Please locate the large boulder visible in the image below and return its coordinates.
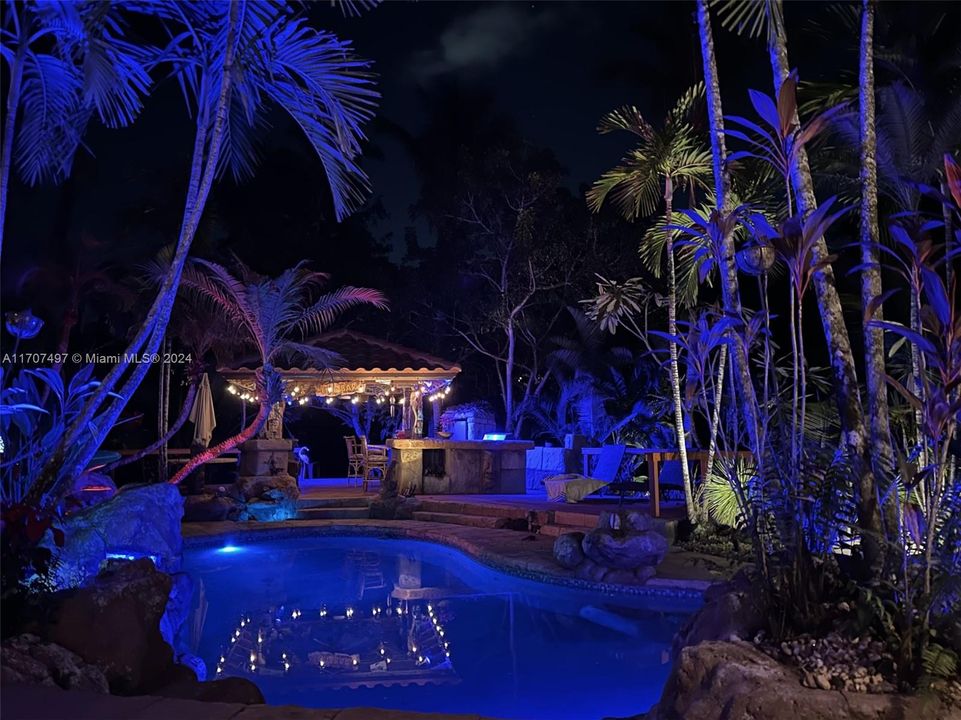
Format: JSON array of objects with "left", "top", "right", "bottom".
[
  {"left": 597, "top": 510, "right": 655, "bottom": 534},
  {"left": 553, "top": 532, "right": 586, "bottom": 569},
  {"left": 582, "top": 528, "right": 669, "bottom": 570},
  {"left": 183, "top": 493, "right": 244, "bottom": 522},
  {"left": 242, "top": 499, "right": 297, "bottom": 522},
  {"left": 236, "top": 473, "right": 299, "bottom": 503},
  {"left": 1, "top": 634, "right": 109, "bottom": 693},
  {"left": 638, "top": 640, "right": 960, "bottom": 720},
  {"left": 66, "top": 472, "right": 117, "bottom": 510},
  {"left": 672, "top": 569, "right": 766, "bottom": 657},
  {"left": 153, "top": 663, "right": 264, "bottom": 704},
  {"left": 53, "top": 483, "right": 183, "bottom": 584},
  {"left": 236, "top": 474, "right": 299, "bottom": 522},
  {"left": 42, "top": 559, "right": 174, "bottom": 694}
]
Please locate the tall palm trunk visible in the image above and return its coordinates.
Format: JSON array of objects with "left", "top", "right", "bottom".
[
  {"left": 768, "top": 1, "right": 864, "bottom": 450},
  {"left": 664, "top": 175, "right": 696, "bottom": 521},
  {"left": 767, "top": 0, "right": 881, "bottom": 561},
  {"left": 0, "top": 40, "right": 26, "bottom": 262},
  {"left": 700, "top": 343, "right": 727, "bottom": 523},
  {"left": 170, "top": 398, "right": 271, "bottom": 485},
  {"left": 696, "top": 0, "right": 763, "bottom": 457},
  {"left": 858, "top": 0, "right": 894, "bottom": 477},
  {"left": 34, "top": 2, "right": 242, "bottom": 508}
]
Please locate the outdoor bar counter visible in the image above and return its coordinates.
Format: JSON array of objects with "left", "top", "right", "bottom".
[{"left": 387, "top": 438, "right": 534, "bottom": 494}]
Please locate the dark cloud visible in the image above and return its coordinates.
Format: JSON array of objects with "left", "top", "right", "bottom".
[{"left": 412, "top": 3, "right": 561, "bottom": 81}]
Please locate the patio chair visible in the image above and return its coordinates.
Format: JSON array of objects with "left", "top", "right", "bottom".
[
  {"left": 359, "top": 435, "right": 389, "bottom": 492},
  {"left": 542, "top": 444, "right": 627, "bottom": 503},
  {"left": 344, "top": 436, "right": 364, "bottom": 484}
]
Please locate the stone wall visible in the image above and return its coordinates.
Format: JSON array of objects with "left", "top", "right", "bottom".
[{"left": 525, "top": 446, "right": 580, "bottom": 491}]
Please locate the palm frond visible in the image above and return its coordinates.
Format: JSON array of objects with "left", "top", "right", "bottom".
[
  {"left": 272, "top": 341, "right": 343, "bottom": 369},
  {"left": 259, "top": 20, "right": 378, "bottom": 220},
  {"left": 294, "top": 286, "right": 388, "bottom": 336},
  {"left": 713, "top": 0, "right": 782, "bottom": 44},
  {"left": 596, "top": 105, "right": 655, "bottom": 140},
  {"left": 641, "top": 210, "right": 712, "bottom": 306},
  {"left": 587, "top": 154, "right": 661, "bottom": 219},
  {"left": 15, "top": 51, "right": 84, "bottom": 185},
  {"left": 79, "top": 9, "right": 154, "bottom": 128},
  {"left": 667, "top": 82, "right": 705, "bottom": 128}
]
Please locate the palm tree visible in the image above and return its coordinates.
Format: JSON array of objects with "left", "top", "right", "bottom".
[
  {"left": 168, "top": 259, "right": 387, "bottom": 484},
  {"left": 857, "top": 0, "right": 895, "bottom": 479},
  {"left": 35, "top": 2, "right": 378, "bottom": 507},
  {"left": 0, "top": 1, "right": 153, "bottom": 261},
  {"left": 587, "top": 87, "right": 713, "bottom": 522},
  {"left": 717, "top": 0, "right": 880, "bottom": 557},
  {"left": 695, "top": 0, "right": 765, "bottom": 492}
]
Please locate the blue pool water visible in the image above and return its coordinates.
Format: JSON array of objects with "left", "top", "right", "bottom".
[{"left": 181, "top": 536, "right": 699, "bottom": 720}]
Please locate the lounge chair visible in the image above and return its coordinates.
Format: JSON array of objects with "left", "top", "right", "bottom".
[{"left": 542, "top": 444, "right": 627, "bottom": 503}]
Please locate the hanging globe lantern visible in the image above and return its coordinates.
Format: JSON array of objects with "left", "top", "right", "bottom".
[
  {"left": 735, "top": 243, "right": 776, "bottom": 276},
  {"left": 4, "top": 309, "right": 44, "bottom": 340}
]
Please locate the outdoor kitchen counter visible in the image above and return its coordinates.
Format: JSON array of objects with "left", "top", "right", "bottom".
[{"left": 387, "top": 438, "right": 534, "bottom": 494}]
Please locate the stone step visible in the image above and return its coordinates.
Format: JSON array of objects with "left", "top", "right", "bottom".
[
  {"left": 297, "top": 496, "right": 370, "bottom": 509},
  {"left": 412, "top": 511, "right": 509, "bottom": 529},
  {"left": 551, "top": 510, "right": 599, "bottom": 529},
  {"left": 539, "top": 524, "right": 580, "bottom": 538},
  {"left": 295, "top": 507, "right": 370, "bottom": 520},
  {"left": 416, "top": 499, "right": 529, "bottom": 520}
]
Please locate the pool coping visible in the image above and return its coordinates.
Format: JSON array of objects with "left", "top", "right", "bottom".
[{"left": 182, "top": 519, "right": 711, "bottom": 601}]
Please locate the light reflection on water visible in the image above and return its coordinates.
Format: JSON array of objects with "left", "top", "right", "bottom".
[{"left": 182, "top": 536, "right": 699, "bottom": 720}]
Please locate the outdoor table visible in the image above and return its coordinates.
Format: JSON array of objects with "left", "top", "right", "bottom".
[{"left": 581, "top": 447, "right": 754, "bottom": 518}]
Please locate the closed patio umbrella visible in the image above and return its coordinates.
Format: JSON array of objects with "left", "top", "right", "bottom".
[{"left": 189, "top": 373, "right": 217, "bottom": 448}]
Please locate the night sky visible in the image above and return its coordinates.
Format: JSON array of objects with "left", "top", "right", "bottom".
[
  {"left": 4, "top": 1, "right": 957, "bottom": 276},
  {"left": 0, "top": 1, "right": 775, "bottom": 274}
]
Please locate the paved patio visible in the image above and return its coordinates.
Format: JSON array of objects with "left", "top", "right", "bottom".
[{"left": 298, "top": 479, "right": 688, "bottom": 520}]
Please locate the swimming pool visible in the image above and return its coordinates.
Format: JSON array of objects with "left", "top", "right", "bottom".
[{"left": 181, "top": 535, "right": 699, "bottom": 720}]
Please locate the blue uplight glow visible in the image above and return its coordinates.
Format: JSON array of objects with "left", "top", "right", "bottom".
[{"left": 216, "top": 544, "right": 243, "bottom": 554}]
